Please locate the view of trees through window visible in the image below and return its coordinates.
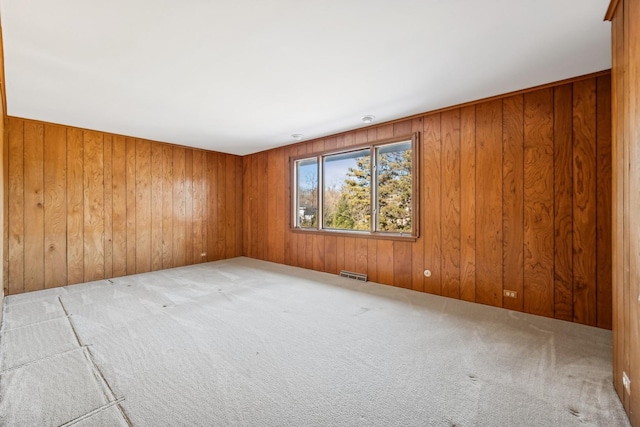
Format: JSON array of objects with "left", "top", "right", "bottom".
[
  {"left": 323, "top": 149, "right": 371, "bottom": 230},
  {"left": 295, "top": 139, "right": 413, "bottom": 234},
  {"left": 296, "top": 158, "right": 318, "bottom": 227}
]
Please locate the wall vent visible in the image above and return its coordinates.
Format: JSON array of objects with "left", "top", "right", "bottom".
[{"left": 340, "top": 270, "right": 368, "bottom": 282}]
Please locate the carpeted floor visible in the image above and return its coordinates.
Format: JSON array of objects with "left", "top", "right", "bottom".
[{"left": 0, "top": 257, "right": 631, "bottom": 426}]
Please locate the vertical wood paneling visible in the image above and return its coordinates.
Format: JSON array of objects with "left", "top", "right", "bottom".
[
  {"left": 422, "top": 114, "right": 442, "bottom": 295},
  {"left": 596, "top": 74, "right": 613, "bottom": 330},
  {"left": 355, "top": 238, "right": 368, "bottom": 274},
  {"left": 242, "top": 155, "right": 251, "bottom": 258},
  {"left": 273, "top": 149, "right": 286, "bottom": 263},
  {"left": 112, "top": 136, "right": 127, "bottom": 277},
  {"left": 103, "top": 135, "right": 113, "bottom": 279},
  {"left": 523, "top": 89, "right": 554, "bottom": 318},
  {"left": 611, "top": 1, "right": 624, "bottom": 399},
  {"left": 216, "top": 153, "right": 226, "bottom": 260},
  {"left": 192, "top": 150, "right": 203, "bottom": 263},
  {"left": 173, "top": 148, "right": 186, "bottom": 266},
  {"left": 184, "top": 150, "right": 194, "bottom": 264},
  {"left": 573, "top": 79, "right": 598, "bottom": 326},
  {"left": 553, "top": 84, "right": 574, "bottom": 322},
  {"left": 266, "top": 150, "right": 277, "bottom": 262},
  {"left": 475, "top": 100, "right": 503, "bottom": 307},
  {"left": 459, "top": 106, "right": 476, "bottom": 303},
  {"left": 43, "top": 125, "right": 67, "bottom": 288},
  {"left": 441, "top": 109, "right": 461, "bottom": 299},
  {"left": 135, "top": 139, "right": 151, "bottom": 274},
  {"left": 502, "top": 95, "right": 524, "bottom": 311},
  {"left": 162, "top": 145, "right": 174, "bottom": 269},
  {"left": 343, "top": 237, "right": 355, "bottom": 273},
  {"left": 23, "top": 122, "right": 44, "bottom": 291},
  {"left": 240, "top": 73, "right": 611, "bottom": 333},
  {"left": 314, "top": 235, "right": 325, "bottom": 272},
  {"left": 125, "top": 138, "right": 136, "bottom": 275},
  {"left": 83, "top": 131, "right": 104, "bottom": 282},
  {"left": 376, "top": 240, "right": 393, "bottom": 284},
  {"left": 325, "top": 236, "right": 337, "bottom": 274},
  {"left": 235, "top": 157, "right": 243, "bottom": 256},
  {"left": 8, "top": 119, "right": 24, "bottom": 294},
  {"left": 393, "top": 241, "right": 412, "bottom": 289},
  {"left": 6, "top": 118, "right": 243, "bottom": 295},
  {"left": 209, "top": 152, "right": 219, "bottom": 261},
  {"left": 151, "top": 143, "right": 163, "bottom": 271},
  {"left": 627, "top": 0, "right": 640, "bottom": 422},
  {"left": 411, "top": 118, "right": 425, "bottom": 292},
  {"left": 225, "top": 155, "right": 237, "bottom": 260}
]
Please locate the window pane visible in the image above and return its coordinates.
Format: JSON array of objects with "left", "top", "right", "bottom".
[
  {"left": 376, "top": 141, "right": 412, "bottom": 232},
  {"left": 296, "top": 158, "right": 318, "bottom": 228},
  {"left": 323, "top": 149, "right": 371, "bottom": 231}
]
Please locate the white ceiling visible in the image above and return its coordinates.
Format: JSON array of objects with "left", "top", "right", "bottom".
[{"left": 1, "top": 0, "right": 611, "bottom": 156}]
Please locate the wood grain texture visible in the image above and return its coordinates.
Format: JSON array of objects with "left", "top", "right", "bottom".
[
  {"left": 207, "top": 152, "right": 219, "bottom": 261},
  {"left": 8, "top": 118, "right": 24, "bottom": 294},
  {"left": 411, "top": 118, "right": 425, "bottom": 292},
  {"left": 475, "top": 99, "right": 503, "bottom": 307},
  {"left": 523, "top": 89, "right": 554, "bottom": 318},
  {"left": 224, "top": 155, "right": 236, "bottom": 260},
  {"left": 596, "top": 74, "right": 613, "bottom": 330},
  {"left": 125, "top": 138, "right": 136, "bottom": 275},
  {"left": 459, "top": 106, "right": 476, "bottom": 302},
  {"left": 216, "top": 153, "right": 227, "bottom": 260},
  {"left": 103, "top": 135, "right": 113, "bottom": 279},
  {"left": 610, "top": 0, "right": 624, "bottom": 401},
  {"left": 422, "top": 114, "right": 442, "bottom": 295},
  {"left": 553, "top": 84, "right": 574, "bottom": 322},
  {"left": 624, "top": 0, "right": 640, "bottom": 423},
  {"left": 573, "top": 79, "right": 598, "bottom": 326},
  {"left": 502, "top": 96, "right": 524, "bottom": 312},
  {"left": 135, "top": 139, "right": 151, "bottom": 274},
  {"left": 185, "top": 150, "right": 194, "bottom": 264},
  {"left": 23, "top": 121, "right": 45, "bottom": 291},
  {"left": 239, "top": 74, "right": 611, "bottom": 331},
  {"left": 377, "top": 240, "right": 393, "bottom": 284},
  {"left": 173, "top": 148, "right": 186, "bottom": 267},
  {"left": 67, "top": 128, "right": 84, "bottom": 284},
  {"left": 393, "top": 241, "right": 412, "bottom": 289},
  {"left": 83, "top": 131, "right": 105, "bottom": 282},
  {"left": 623, "top": 0, "right": 632, "bottom": 412},
  {"left": 5, "top": 117, "right": 243, "bottom": 294},
  {"left": 111, "top": 136, "right": 127, "bottom": 277},
  {"left": 192, "top": 150, "right": 203, "bottom": 263},
  {"left": 43, "top": 125, "right": 67, "bottom": 288},
  {"left": 162, "top": 145, "right": 174, "bottom": 268},
  {"left": 441, "top": 109, "right": 461, "bottom": 299},
  {"left": 151, "top": 143, "right": 163, "bottom": 271}
]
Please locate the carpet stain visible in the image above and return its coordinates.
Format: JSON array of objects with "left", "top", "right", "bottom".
[{"left": 569, "top": 407, "right": 581, "bottom": 418}]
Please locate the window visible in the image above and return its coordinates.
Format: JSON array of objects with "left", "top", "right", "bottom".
[{"left": 292, "top": 134, "right": 418, "bottom": 238}]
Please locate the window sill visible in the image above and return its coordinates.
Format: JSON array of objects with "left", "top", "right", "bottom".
[{"left": 290, "top": 227, "right": 418, "bottom": 242}]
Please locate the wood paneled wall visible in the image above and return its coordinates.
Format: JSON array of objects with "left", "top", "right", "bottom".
[
  {"left": 4, "top": 117, "right": 242, "bottom": 295},
  {"left": 243, "top": 72, "right": 613, "bottom": 329},
  {"left": 608, "top": 0, "right": 640, "bottom": 423},
  {"left": 0, "top": 24, "right": 6, "bottom": 323}
]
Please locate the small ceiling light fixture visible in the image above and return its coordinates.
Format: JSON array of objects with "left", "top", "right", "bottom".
[
  {"left": 291, "top": 134, "right": 304, "bottom": 141},
  {"left": 361, "top": 115, "right": 375, "bottom": 124}
]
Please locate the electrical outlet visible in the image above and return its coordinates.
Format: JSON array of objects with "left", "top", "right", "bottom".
[
  {"left": 623, "top": 371, "right": 631, "bottom": 395},
  {"left": 503, "top": 290, "right": 517, "bottom": 299},
  {"left": 201, "top": 252, "right": 207, "bottom": 257}
]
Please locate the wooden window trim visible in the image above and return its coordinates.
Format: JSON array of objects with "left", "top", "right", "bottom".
[{"left": 289, "top": 133, "right": 420, "bottom": 241}]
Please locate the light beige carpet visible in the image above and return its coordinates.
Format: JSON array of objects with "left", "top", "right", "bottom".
[{"left": 0, "top": 257, "right": 630, "bottom": 426}]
